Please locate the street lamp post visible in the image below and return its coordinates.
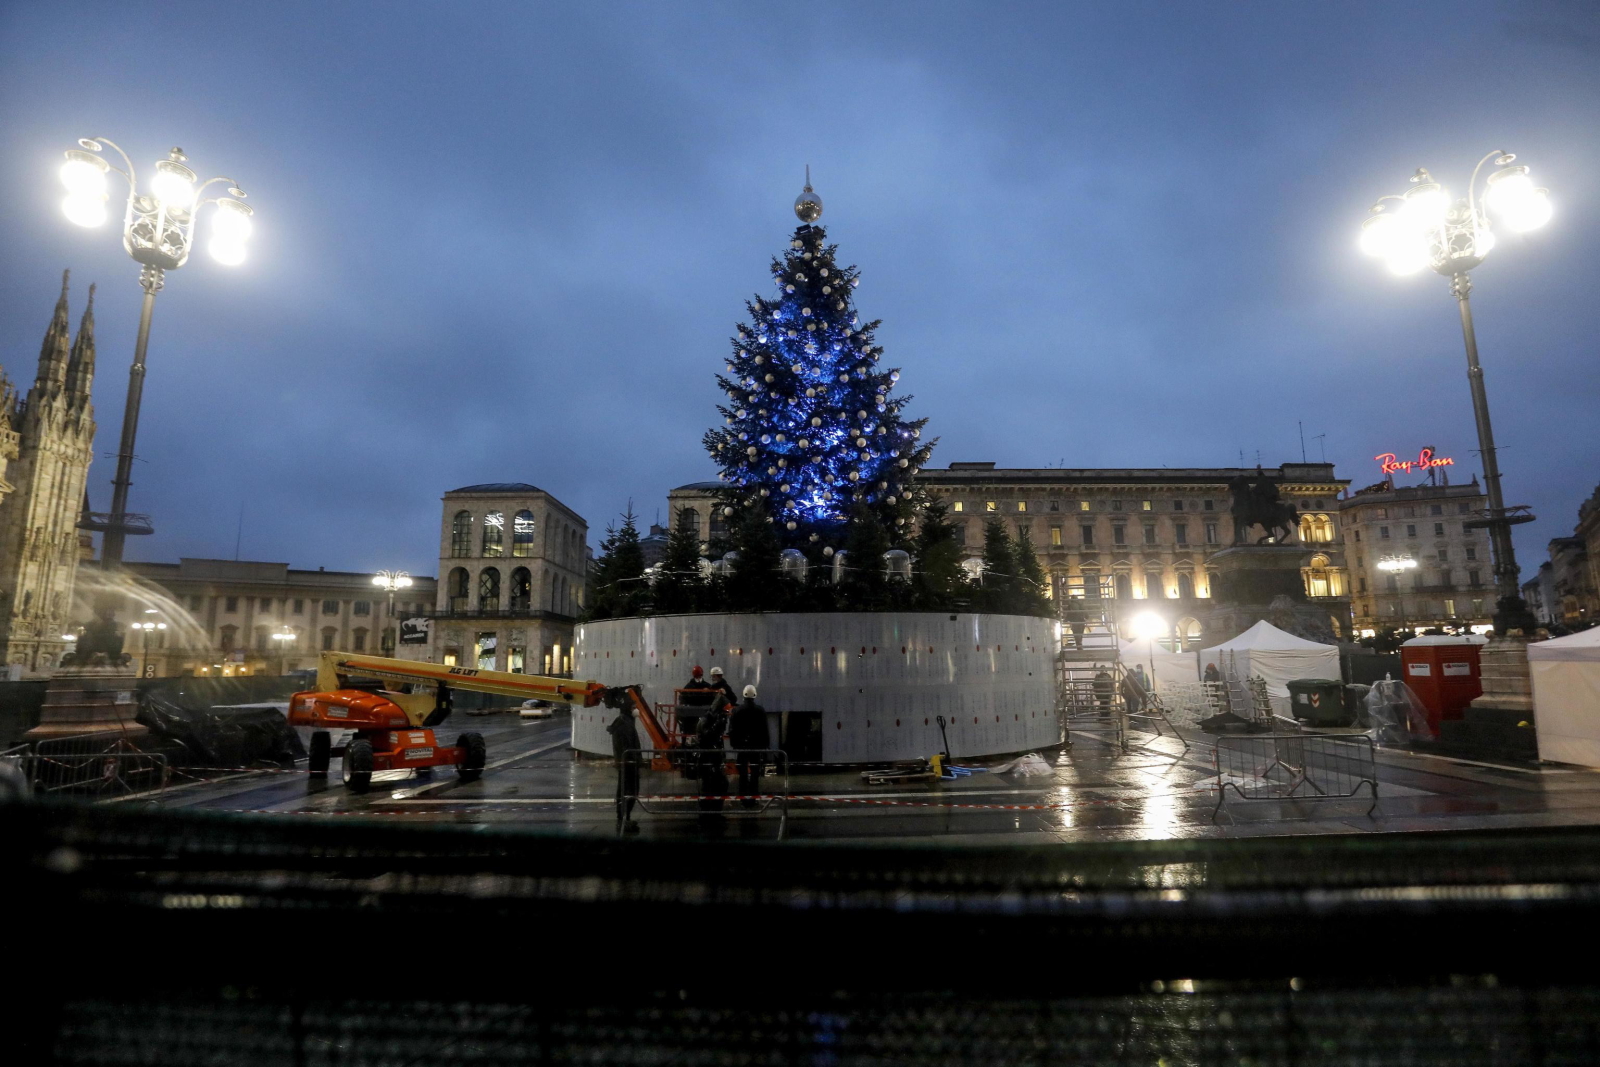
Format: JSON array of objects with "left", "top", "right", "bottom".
[
  {"left": 129, "top": 611, "right": 168, "bottom": 678},
  {"left": 1359, "top": 151, "right": 1549, "bottom": 635},
  {"left": 272, "top": 626, "right": 297, "bottom": 676},
  {"left": 1377, "top": 555, "right": 1419, "bottom": 636},
  {"left": 58, "top": 138, "right": 255, "bottom": 566},
  {"left": 372, "top": 571, "right": 414, "bottom": 656}
]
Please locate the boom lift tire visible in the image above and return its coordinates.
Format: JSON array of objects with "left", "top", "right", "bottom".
[
  {"left": 307, "top": 731, "right": 331, "bottom": 776},
  {"left": 342, "top": 738, "right": 374, "bottom": 793},
  {"left": 456, "top": 732, "right": 487, "bottom": 781}
]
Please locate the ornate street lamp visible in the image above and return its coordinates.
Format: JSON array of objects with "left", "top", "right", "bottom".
[
  {"left": 272, "top": 626, "right": 297, "bottom": 675},
  {"left": 1358, "top": 151, "right": 1549, "bottom": 635},
  {"left": 59, "top": 138, "right": 255, "bottom": 566},
  {"left": 129, "top": 610, "right": 168, "bottom": 677},
  {"left": 372, "top": 571, "right": 414, "bottom": 655}
]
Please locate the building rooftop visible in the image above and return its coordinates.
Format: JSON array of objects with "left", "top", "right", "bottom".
[
  {"left": 671, "top": 481, "right": 723, "bottom": 492},
  {"left": 922, "top": 462, "right": 1345, "bottom": 486},
  {"left": 447, "top": 482, "right": 544, "bottom": 495}
]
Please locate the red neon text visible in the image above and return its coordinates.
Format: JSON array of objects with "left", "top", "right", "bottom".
[{"left": 1376, "top": 448, "right": 1455, "bottom": 476}]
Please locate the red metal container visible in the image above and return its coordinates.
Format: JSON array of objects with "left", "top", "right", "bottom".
[{"left": 1400, "top": 635, "right": 1487, "bottom": 738}]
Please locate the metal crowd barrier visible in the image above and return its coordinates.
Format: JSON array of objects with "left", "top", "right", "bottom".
[
  {"left": 621, "top": 747, "right": 789, "bottom": 835},
  {"left": 1211, "top": 731, "right": 1378, "bottom": 821},
  {"left": 18, "top": 730, "right": 170, "bottom": 797}
]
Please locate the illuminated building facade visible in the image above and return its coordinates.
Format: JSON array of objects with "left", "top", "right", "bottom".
[
  {"left": 424, "top": 483, "right": 587, "bottom": 676},
  {"left": 669, "top": 461, "right": 1349, "bottom": 649},
  {"left": 73, "top": 558, "right": 436, "bottom": 678},
  {"left": 1339, "top": 478, "right": 1494, "bottom": 636}
]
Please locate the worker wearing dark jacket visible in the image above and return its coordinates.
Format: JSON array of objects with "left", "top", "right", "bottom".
[
  {"left": 729, "top": 685, "right": 770, "bottom": 807},
  {"left": 707, "top": 666, "right": 738, "bottom": 711},
  {"left": 608, "top": 706, "right": 642, "bottom": 835},
  {"left": 678, "top": 665, "right": 716, "bottom": 739},
  {"left": 695, "top": 702, "right": 729, "bottom": 815}
]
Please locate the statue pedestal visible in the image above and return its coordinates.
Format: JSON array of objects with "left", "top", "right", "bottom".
[
  {"left": 25, "top": 667, "right": 145, "bottom": 743},
  {"left": 1202, "top": 545, "right": 1348, "bottom": 646},
  {"left": 1470, "top": 634, "right": 1535, "bottom": 716}
]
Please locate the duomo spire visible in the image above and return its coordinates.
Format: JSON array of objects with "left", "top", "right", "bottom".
[
  {"left": 34, "top": 270, "right": 72, "bottom": 391},
  {"left": 65, "top": 282, "right": 96, "bottom": 405}
]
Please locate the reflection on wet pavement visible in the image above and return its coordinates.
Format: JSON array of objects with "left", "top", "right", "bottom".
[{"left": 136, "top": 711, "right": 1600, "bottom": 845}]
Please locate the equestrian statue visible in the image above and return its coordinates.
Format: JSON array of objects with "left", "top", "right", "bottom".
[{"left": 1228, "top": 473, "right": 1298, "bottom": 545}]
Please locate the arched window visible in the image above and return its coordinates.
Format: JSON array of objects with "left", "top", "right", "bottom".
[
  {"left": 352, "top": 628, "right": 368, "bottom": 652},
  {"left": 219, "top": 625, "right": 238, "bottom": 653},
  {"left": 479, "top": 567, "right": 501, "bottom": 612},
  {"left": 1144, "top": 570, "right": 1165, "bottom": 598},
  {"left": 1114, "top": 574, "right": 1132, "bottom": 600},
  {"left": 510, "top": 567, "right": 532, "bottom": 612},
  {"left": 1178, "top": 573, "right": 1194, "bottom": 599},
  {"left": 448, "top": 567, "right": 469, "bottom": 612},
  {"left": 512, "top": 510, "right": 535, "bottom": 556},
  {"left": 482, "top": 511, "right": 504, "bottom": 557},
  {"left": 1306, "top": 553, "right": 1332, "bottom": 598},
  {"left": 321, "top": 627, "right": 338, "bottom": 651},
  {"left": 677, "top": 507, "right": 699, "bottom": 535},
  {"left": 451, "top": 511, "right": 473, "bottom": 557}
]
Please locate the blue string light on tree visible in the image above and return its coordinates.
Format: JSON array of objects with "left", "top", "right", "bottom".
[{"left": 701, "top": 171, "right": 935, "bottom": 551}]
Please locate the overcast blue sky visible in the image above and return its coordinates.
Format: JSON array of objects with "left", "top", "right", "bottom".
[{"left": 1, "top": 1, "right": 1596, "bottom": 580}]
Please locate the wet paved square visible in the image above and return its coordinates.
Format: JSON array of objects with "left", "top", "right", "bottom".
[{"left": 133, "top": 709, "right": 1600, "bottom": 844}]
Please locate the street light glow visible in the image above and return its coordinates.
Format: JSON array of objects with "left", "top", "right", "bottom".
[
  {"left": 61, "top": 193, "right": 108, "bottom": 228},
  {"left": 1132, "top": 611, "right": 1166, "bottom": 641},
  {"left": 1377, "top": 555, "right": 1418, "bottom": 572}
]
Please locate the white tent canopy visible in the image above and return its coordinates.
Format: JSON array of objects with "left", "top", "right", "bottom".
[
  {"left": 1529, "top": 627, "right": 1600, "bottom": 767},
  {"left": 1200, "top": 621, "right": 1341, "bottom": 700},
  {"left": 1117, "top": 637, "right": 1199, "bottom": 694}
]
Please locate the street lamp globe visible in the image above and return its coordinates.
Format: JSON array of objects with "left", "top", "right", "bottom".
[{"left": 150, "top": 157, "right": 197, "bottom": 208}]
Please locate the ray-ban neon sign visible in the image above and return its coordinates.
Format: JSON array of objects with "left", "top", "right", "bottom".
[{"left": 1376, "top": 447, "right": 1454, "bottom": 476}]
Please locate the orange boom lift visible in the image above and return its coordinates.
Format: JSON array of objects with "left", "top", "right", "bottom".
[{"left": 289, "top": 651, "right": 671, "bottom": 792}]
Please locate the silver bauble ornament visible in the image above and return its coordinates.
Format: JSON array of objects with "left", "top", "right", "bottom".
[
  {"left": 794, "top": 179, "right": 823, "bottom": 222},
  {"left": 809, "top": 533, "right": 819, "bottom": 542},
  {"left": 786, "top": 521, "right": 797, "bottom": 530},
  {"left": 723, "top": 507, "right": 734, "bottom": 517},
  {"left": 823, "top": 546, "right": 834, "bottom": 557}
]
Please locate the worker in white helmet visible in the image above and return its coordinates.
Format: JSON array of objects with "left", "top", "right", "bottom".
[
  {"left": 729, "top": 683, "right": 770, "bottom": 807},
  {"left": 707, "top": 666, "right": 737, "bottom": 711}
]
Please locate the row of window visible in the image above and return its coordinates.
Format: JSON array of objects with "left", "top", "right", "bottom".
[
  {"left": 444, "top": 566, "right": 577, "bottom": 615},
  {"left": 201, "top": 595, "right": 426, "bottom": 617},
  {"left": 1052, "top": 572, "right": 1203, "bottom": 599},
  {"left": 952, "top": 497, "right": 1222, "bottom": 515},
  {"left": 451, "top": 509, "right": 538, "bottom": 558},
  {"left": 215, "top": 624, "right": 385, "bottom": 655},
  {"left": 1361, "top": 502, "right": 1474, "bottom": 520},
  {"left": 960, "top": 520, "right": 1225, "bottom": 548},
  {"left": 1355, "top": 571, "right": 1486, "bottom": 594},
  {"left": 1353, "top": 522, "right": 1477, "bottom": 542}
]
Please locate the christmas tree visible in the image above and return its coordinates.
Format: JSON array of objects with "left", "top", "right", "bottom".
[{"left": 701, "top": 177, "right": 935, "bottom": 558}]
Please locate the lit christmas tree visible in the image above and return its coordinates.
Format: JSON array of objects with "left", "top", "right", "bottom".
[{"left": 702, "top": 175, "right": 935, "bottom": 556}]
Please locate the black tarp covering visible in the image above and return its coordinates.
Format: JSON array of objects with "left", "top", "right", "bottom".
[{"left": 134, "top": 675, "right": 309, "bottom": 768}]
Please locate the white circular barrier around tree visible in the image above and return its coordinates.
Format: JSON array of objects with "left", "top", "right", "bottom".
[{"left": 571, "top": 612, "right": 1060, "bottom": 763}]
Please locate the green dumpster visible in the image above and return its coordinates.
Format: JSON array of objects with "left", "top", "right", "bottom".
[{"left": 1286, "top": 678, "right": 1350, "bottom": 727}]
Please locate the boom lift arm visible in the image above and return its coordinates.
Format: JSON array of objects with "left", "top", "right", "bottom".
[{"left": 288, "top": 652, "right": 673, "bottom": 792}]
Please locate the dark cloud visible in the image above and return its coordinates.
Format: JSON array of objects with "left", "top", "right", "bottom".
[{"left": 0, "top": 0, "right": 1595, "bottom": 577}]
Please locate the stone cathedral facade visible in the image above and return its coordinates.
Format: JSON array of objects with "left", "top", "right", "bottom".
[{"left": 0, "top": 272, "right": 97, "bottom": 675}]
